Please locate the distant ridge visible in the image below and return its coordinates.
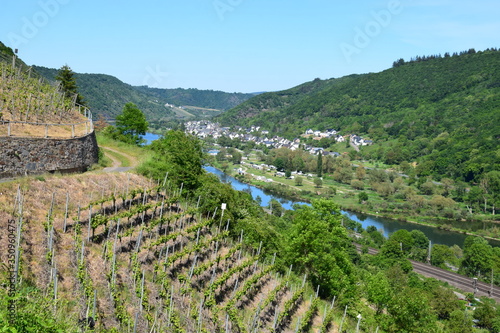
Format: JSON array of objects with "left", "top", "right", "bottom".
[{"left": 33, "top": 66, "right": 255, "bottom": 121}]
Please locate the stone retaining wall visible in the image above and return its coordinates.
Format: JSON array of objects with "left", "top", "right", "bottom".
[{"left": 0, "top": 132, "right": 99, "bottom": 178}]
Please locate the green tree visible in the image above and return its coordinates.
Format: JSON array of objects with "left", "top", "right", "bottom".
[
  {"left": 366, "top": 271, "right": 392, "bottom": 314},
  {"left": 285, "top": 199, "right": 355, "bottom": 298},
  {"left": 431, "top": 244, "right": 453, "bottom": 268},
  {"left": 429, "top": 195, "right": 455, "bottom": 211},
  {"left": 388, "top": 229, "right": 414, "bottom": 254},
  {"left": 314, "top": 177, "right": 323, "bottom": 188},
  {"left": 216, "top": 148, "right": 227, "bottom": 162},
  {"left": 410, "top": 230, "right": 429, "bottom": 261},
  {"left": 410, "top": 230, "right": 429, "bottom": 250},
  {"left": 387, "top": 287, "right": 437, "bottom": 332},
  {"left": 230, "top": 149, "right": 242, "bottom": 164},
  {"left": 373, "top": 182, "right": 395, "bottom": 197},
  {"left": 367, "top": 226, "right": 385, "bottom": 247},
  {"left": 333, "top": 167, "right": 353, "bottom": 184},
  {"left": 269, "top": 199, "right": 284, "bottom": 217},
  {"left": 323, "top": 155, "right": 335, "bottom": 174},
  {"left": 430, "top": 287, "right": 461, "bottom": 320},
  {"left": 380, "top": 239, "right": 404, "bottom": 260},
  {"left": 369, "top": 169, "right": 389, "bottom": 183},
  {"left": 355, "top": 165, "right": 366, "bottom": 180},
  {"left": 481, "top": 171, "right": 500, "bottom": 214},
  {"left": 351, "top": 179, "right": 364, "bottom": 190},
  {"left": 420, "top": 180, "right": 437, "bottom": 195},
  {"left": 445, "top": 309, "right": 473, "bottom": 333},
  {"left": 440, "top": 177, "right": 455, "bottom": 197},
  {"left": 139, "top": 130, "right": 204, "bottom": 191},
  {"left": 274, "top": 157, "right": 286, "bottom": 171},
  {"left": 460, "top": 236, "right": 494, "bottom": 277},
  {"left": 294, "top": 176, "right": 303, "bottom": 186},
  {"left": 116, "top": 102, "right": 148, "bottom": 145},
  {"left": 317, "top": 151, "right": 323, "bottom": 177},
  {"left": 465, "top": 186, "right": 483, "bottom": 213},
  {"left": 473, "top": 301, "right": 496, "bottom": 331},
  {"left": 292, "top": 155, "right": 305, "bottom": 172},
  {"left": 358, "top": 192, "right": 368, "bottom": 203},
  {"left": 399, "top": 161, "right": 412, "bottom": 174},
  {"left": 56, "top": 64, "right": 85, "bottom": 105}
]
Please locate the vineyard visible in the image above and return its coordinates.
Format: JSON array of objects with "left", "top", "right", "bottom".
[
  {"left": 0, "top": 56, "right": 91, "bottom": 138},
  {"left": 0, "top": 172, "right": 360, "bottom": 333}
]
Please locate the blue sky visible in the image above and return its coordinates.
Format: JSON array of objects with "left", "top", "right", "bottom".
[{"left": 1, "top": 0, "right": 499, "bottom": 93}]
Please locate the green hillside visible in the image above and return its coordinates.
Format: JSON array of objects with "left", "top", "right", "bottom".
[
  {"left": 216, "top": 49, "right": 500, "bottom": 183},
  {"left": 134, "top": 86, "right": 256, "bottom": 112},
  {"left": 0, "top": 42, "right": 31, "bottom": 71},
  {"left": 33, "top": 66, "right": 175, "bottom": 121},
  {"left": 33, "top": 66, "right": 255, "bottom": 122},
  {"left": 0, "top": 42, "right": 88, "bottom": 138}
]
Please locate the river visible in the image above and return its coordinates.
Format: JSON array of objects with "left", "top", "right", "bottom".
[
  {"left": 139, "top": 134, "right": 498, "bottom": 248},
  {"left": 205, "top": 166, "right": 500, "bottom": 248},
  {"left": 141, "top": 132, "right": 161, "bottom": 145}
]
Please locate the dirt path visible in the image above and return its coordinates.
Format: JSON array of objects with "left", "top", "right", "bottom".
[{"left": 100, "top": 146, "right": 138, "bottom": 173}]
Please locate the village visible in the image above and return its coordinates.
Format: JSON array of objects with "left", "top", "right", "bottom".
[{"left": 185, "top": 120, "right": 374, "bottom": 157}]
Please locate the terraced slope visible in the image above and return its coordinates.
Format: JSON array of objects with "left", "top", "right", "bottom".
[
  {"left": 0, "top": 173, "right": 346, "bottom": 332},
  {"left": 0, "top": 58, "right": 89, "bottom": 138}
]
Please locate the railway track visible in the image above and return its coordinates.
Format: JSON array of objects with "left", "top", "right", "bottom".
[{"left": 355, "top": 244, "right": 500, "bottom": 302}]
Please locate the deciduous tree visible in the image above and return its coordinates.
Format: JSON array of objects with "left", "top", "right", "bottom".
[
  {"left": 473, "top": 301, "right": 496, "bottom": 331},
  {"left": 314, "top": 177, "right": 323, "bottom": 188},
  {"left": 351, "top": 179, "right": 364, "bottom": 190},
  {"left": 285, "top": 199, "right": 355, "bottom": 298},
  {"left": 358, "top": 192, "right": 368, "bottom": 203},
  {"left": 355, "top": 165, "right": 366, "bottom": 180},
  {"left": 445, "top": 309, "right": 473, "bottom": 333},
  {"left": 460, "top": 236, "right": 494, "bottom": 277},
  {"left": 431, "top": 244, "right": 453, "bottom": 268},
  {"left": 387, "top": 287, "right": 437, "bottom": 332},
  {"left": 139, "top": 130, "right": 204, "bottom": 191},
  {"left": 115, "top": 102, "right": 148, "bottom": 145},
  {"left": 366, "top": 271, "right": 392, "bottom": 314}
]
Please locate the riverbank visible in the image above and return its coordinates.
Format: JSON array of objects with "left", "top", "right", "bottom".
[
  {"left": 347, "top": 206, "right": 500, "bottom": 245},
  {"left": 209, "top": 161, "right": 500, "bottom": 244}
]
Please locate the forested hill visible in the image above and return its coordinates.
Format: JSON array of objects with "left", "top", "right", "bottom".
[
  {"left": 33, "top": 66, "right": 173, "bottom": 121},
  {"left": 133, "top": 86, "right": 255, "bottom": 112},
  {"left": 212, "top": 77, "right": 349, "bottom": 120},
  {"left": 32, "top": 65, "right": 255, "bottom": 121},
  {"left": 2, "top": 40, "right": 254, "bottom": 121},
  {"left": 216, "top": 48, "right": 500, "bottom": 183}
]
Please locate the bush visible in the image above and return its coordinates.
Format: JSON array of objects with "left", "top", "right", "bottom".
[
  {"left": 358, "top": 192, "right": 369, "bottom": 203},
  {"left": 351, "top": 179, "right": 364, "bottom": 190}
]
